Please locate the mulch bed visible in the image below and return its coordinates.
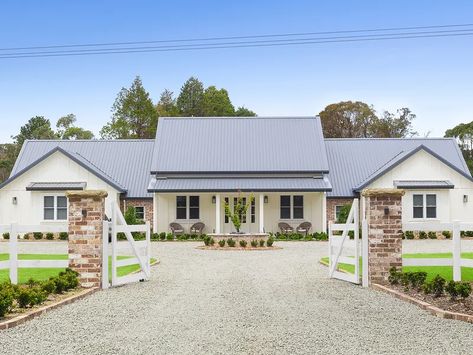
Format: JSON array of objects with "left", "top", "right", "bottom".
[{"left": 196, "top": 246, "right": 282, "bottom": 251}]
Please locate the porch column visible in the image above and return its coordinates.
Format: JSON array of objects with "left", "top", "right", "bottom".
[
  {"left": 259, "top": 194, "right": 264, "bottom": 233},
  {"left": 215, "top": 194, "right": 221, "bottom": 233},
  {"left": 322, "top": 192, "right": 327, "bottom": 232}
]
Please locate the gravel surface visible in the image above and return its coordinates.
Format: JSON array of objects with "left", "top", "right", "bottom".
[{"left": 1, "top": 241, "right": 473, "bottom": 354}]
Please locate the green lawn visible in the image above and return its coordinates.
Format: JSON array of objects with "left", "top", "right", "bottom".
[
  {"left": 321, "top": 253, "right": 473, "bottom": 282},
  {"left": 0, "top": 253, "right": 156, "bottom": 284}
]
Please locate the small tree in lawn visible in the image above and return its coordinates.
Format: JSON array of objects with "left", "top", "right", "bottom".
[{"left": 224, "top": 193, "right": 254, "bottom": 233}]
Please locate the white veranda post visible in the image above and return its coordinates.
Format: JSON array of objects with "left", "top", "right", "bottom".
[
  {"left": 215, "top": 194, "right": 221, "bottom": 233},
  {"left": 259, "top": 194, "right": 264, "bottom": 233}
]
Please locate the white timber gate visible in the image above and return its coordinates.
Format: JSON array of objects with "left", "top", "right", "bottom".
[
  {"left": 328, "top": 198, "right": 368, "bottom": 286},
  {"left": 102, "top": 203, "right": 151, "bottom": 288}
]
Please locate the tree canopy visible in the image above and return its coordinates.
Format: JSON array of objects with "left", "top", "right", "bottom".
[
  {"left": 319, "top": 101, "right": 417, "bottom": 138},
  {"left": 56, "top": 114, "right": 94, "bottom": 140},
  {"left": 445, "top": 121, "right": 473, "bottom": 174},
  {"left": 13, "top": 116, "right": 56, "bottom": 147}
]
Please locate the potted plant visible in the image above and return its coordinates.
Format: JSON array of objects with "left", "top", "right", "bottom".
[{"left": 224, "top": 193, "right": 254, "bottom": 234}]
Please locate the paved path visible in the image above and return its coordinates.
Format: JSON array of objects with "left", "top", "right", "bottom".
[{"left": 1, "top": 242, "right": 473, "bottom": 354}]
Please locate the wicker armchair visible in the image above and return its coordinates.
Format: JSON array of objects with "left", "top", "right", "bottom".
[
  {"left": 170, "top": 222, "right": 185, "bottom": 236},
  {"left": 190, "top": 222, "right": 205, "bottom": 235},
  {"left": 278, "top": 222, "right": 294, "bottom": 234},
  {"left": 296, "top": 222, "right": 312, "bottom": 236}
]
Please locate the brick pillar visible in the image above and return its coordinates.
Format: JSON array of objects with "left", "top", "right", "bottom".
[
  {"left": 362, "top": 188, "right": 404, "bottom": 285},
  {"left": 66, "top": 190, "right": 108, "bottom": 288}
]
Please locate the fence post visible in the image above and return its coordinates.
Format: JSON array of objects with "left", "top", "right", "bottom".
[
  {"left": 452, "top": 220, "right": 461, "bottom": 281},
  {"left": 353, "top": 199, "right": 360, "bottom": 283},
  {"left": 9, "top": 223, "right": 18, "bottom": 285},
  {"left": 102, "top": 220, "right": 109, "bottom": 289},
  {"left": 362, "top": 219, "right": 369, "bottom": 288},
  {"left": 328, "top": 221, "right": 333, "bottom": 272},
  {"left": 111, "top": 203, "right": 117, "bottom": 286},
  {"left": 146, "top": 221, "right": 151, "bottom": 277}
]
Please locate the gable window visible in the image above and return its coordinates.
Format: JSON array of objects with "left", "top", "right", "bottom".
[
  {"left": 135, "top": 206, "right": 145, "bottom": 220},
  {"left": 44, "top": 196, "right": 67, "bottom": 221},
  {"left": 413, "top": 194, "right": 437, "bottom": 219},
  {"left": 280, "top": 195, "right": 304, "bottom": 219},
  {"left": 176, "top": 196, "right": 200, "bottom": 220}
]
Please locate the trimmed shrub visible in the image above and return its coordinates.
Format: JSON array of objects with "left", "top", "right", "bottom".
[
  {"left": 388, "top": 267, "right": 402, "bottom": 285},
  {"left": 418, "top": 231, "right": 427, "bottom": 239},
  {"left": 423, "top": 275, "right": 446, "bottom": 297},
  {"left": 427, "top": 231, "right": 437, "bottom": 239},
  {"left": 23, "top": 233, "right": 30, "bottom": 240},
  {"left": 461, "top": 231, "right": 473, "bottom": 238},
  {"left": 33, "top": 232, "right": 43, "bottom": 240},
  {"left": 46, "top": 233, "right": 54, "bottom": 240},
  {"left": 442, "top": 231, "right": 451, "bottom": 239},
  {"left": 239, "top": 240, "right": 247, "bottom": 248},
  {"left": 227, "top": 238, "right": 236, "bottom": 247},
  {"left": 203, "top": 236, "right": 211, "bottom": 246},
  {"left": 259, "top": 239, "right": 265, "bottom": 247},
  {"left": 457, "top": 282, "right": 472, "bottom": 299},
  {"left": 404, "top": 231, "right": 413, "bottom": 239},
  {"left": 166, "top": 233, "right": 174, "bottom": 241},
  {"left": 250, "top": 239, "right": 258, "bottom": 247},
  {"left": 41, "top": 279, "right": 56, "bottom": 294},
  {"left": 317, "top": 232, "right": 328, "bottom": 241},
  {"left": 305, "top": 234, "right": 313, "bottom": 241},
  {"left": 151, "top": 233, "right": 160, "bottom": 241},
  {"left": 267, "top": 237, "right": 274, "bottom": 247},
  {"left": 218, "top": 239, "right": 226, "bottom": 247},
  {"left": 209, "top": 237, "right": 215, "bottom": 246},
  {"left": 2, "top": 232, "right": 9, "bottom": 240},
  {"left": 159, "top": 232, "right": 166, "bottom": 240},
  {"left": 59, "top": 232, "right": 68, "bottom": 240},
  {"left": 0, "top": 283, "right": 14, "bottom": 317}
]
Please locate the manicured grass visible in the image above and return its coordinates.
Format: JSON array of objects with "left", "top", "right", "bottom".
[
  {"left": 0, "top": 253, "right": 156, "bottom": 284},
  {"left": 321, "top": 253, "right": 473, "bottom": 282}
]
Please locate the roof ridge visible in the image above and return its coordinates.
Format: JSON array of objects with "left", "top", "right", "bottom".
[
  {"left": 24, "top": 139, "right": 155, "bottom": 142},
  {"left": 324, "top": 137, "right": 451, "bottom": 141},
  {"left": 160, "top": 116, "right": 317, "bottom": 120}
]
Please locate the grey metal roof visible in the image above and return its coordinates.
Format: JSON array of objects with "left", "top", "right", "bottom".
[
  {"left": 148, "top": 176, "right": 332, "bottom": 192},
  {"left": 8, "top": 140, "right": 155, "bottom": 198},
  {"left": 151, "top": 117, "right": 329, "bottom": 174},
  {"left": 26, "top": 182, "right": 87, "bottom": 191},
  {"left": 325, "top": 138, "right": 471, "bottom": 197},
  {"left": 393, "top": 180, "right": 454, "bottom": 189}
]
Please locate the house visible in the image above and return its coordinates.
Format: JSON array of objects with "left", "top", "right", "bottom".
[{"left": 0, "top": 116, "right": 472, "bottom": 234}]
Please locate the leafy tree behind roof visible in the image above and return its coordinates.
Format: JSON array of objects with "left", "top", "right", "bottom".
[{"left": 445, "top": 121, "right": 473, "bottom": 174}]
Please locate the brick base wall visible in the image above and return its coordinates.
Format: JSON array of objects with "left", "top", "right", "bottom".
[
  {"left": 362, "top": 189, "right": 404, "bottom": 285},
  {"left": 120, "top": 198, "right": 153, "bottom": 226},
  {"left": 326, "top": 198, "right": 354, "bottom": 223}
]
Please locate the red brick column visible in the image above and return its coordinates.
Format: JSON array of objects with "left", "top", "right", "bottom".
[
  {"left": 66, "top": 190, "right": 108, "bottom": 288},
  {"left": 362, "top": 188, "right": 404, "bottom": 285}
]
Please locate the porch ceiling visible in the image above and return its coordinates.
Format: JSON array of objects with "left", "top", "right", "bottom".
[{"left": 147, "top": 176, "right": 332, "bottom": 192}]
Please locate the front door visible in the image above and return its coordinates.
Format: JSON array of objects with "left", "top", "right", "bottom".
[{"left": 222, "top": 196, "right": 252, "bottom": 233}]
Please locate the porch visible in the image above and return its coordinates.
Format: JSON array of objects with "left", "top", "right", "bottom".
[{"left": 152, "top": 192, "right": 327, "bottom": 235}]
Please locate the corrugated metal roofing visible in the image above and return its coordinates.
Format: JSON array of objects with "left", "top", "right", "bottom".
[
  {"left": 148, "top": 176, "right": 332, "bottom": 192},
  {"left": 325, "top": 138, "right": 470, "bottom": 197},
  {"left": 151, "top": 117, "right": 329, "bottom": 173},
  {"left": 393, "top": 180, "right": 454, "bottom": 189},
  {"left": 26, "top": 182, "right": 87, "bottom": 190},
  {"left": 11, "top": 140, "right": 155, "bottom": 198}
]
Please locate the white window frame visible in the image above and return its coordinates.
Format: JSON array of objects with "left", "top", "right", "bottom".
[
  {"left": 412, "top": 193, "right": 437, "bottom": 220},
  {"left": 279, "top": 195, "right": 304, "bottom": 220},
  {"left": 134, "top": 206, "right": 145, "bottom": 220},
  {"left": 334, "top": 205, "right": 344, "bottom": 221},
  {"left": 43, "top": 194, "right": 68, "bottom": 221},
  {"left": 176, "top": 196, "right": 200, "bottom": 221}
]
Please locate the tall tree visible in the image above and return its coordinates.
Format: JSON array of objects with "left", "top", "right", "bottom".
[
  {"left": 0, "top": 144, "right": 18, "bottom": 182},
  {"left": 13, "top": 116, "right": 57, "bottom": 147},
  {"left": 56, "top": 114, "right": 94, "bottom": 140},
  {"left": 319, "top": 101, "right": 377, "bottom": 138},
  {"left": 445, "top": 121, "right": 473, "bottom": 174},
  {"left": 235, "top": 106, "right": 257, "bottom": 117},
  {"left": 156, "top": 89, "right": 179, "bottom": 117},
  {"left": 371, "top": 108, "right": 417, "bottom": 138},
  {"left": 100, "top": 76, "right": 158, "bottom": 139},
  {"left": 176, "top": 77, "right": 205, "bottom": 116},
  {"left": 201, "top": 86, "right": 235, "bottom": 116}
]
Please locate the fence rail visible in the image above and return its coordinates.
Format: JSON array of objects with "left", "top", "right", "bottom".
[{"left": 0, "top": 223, "right": 68, "bottom": 284}]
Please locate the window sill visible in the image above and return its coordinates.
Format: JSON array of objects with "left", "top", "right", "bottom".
[{"left": 41, "top": 220, "right": 68, "bottom": 224}]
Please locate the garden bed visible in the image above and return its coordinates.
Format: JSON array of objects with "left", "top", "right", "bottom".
[{"left": 197, "top": 245, "right": 281, "bottom": 251}]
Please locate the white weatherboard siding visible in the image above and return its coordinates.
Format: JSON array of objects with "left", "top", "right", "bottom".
[
  {"left": 0, "top": 151, "right": 120, "bottom": 225},
  {"left": 154, "top": 192, "right": 325, "bottom": 234},
  {"left": 365, "top": 149, "right": 473, "bottom": 224}
]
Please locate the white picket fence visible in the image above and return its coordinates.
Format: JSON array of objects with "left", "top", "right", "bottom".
[
  {"left": 402, "top": 221, "right": 473, "bottom": 281},
  {"left": 0, "top": 223, "right": 68, "bottom": 284}
]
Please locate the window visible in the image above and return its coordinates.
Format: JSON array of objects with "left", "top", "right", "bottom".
[
  {"left": 250, "top": 198, "right": 256, "bottom": 223},
  {"left": 234, "top": 197, "right": 247, "bottom": 223},
  {"left": 413, "top": 194, "right": 437, "bottom": 219},
  {"left": 176, "top": 196, "right": 199, "bottom": 220},
  {"left": 176, "top": 196, "right": 187, "bottom": 220},
  {"left": 334, "top": 205, "right": 344, "bottom": 221},
  {"left": 280, "top": 195, "right": 304, "bottom": 219},
  {"left": 189, "top": 196, "right": 200, "bottom": 219},
  {"left": 426, "top": 194, "right": 437, "bottom": 218},
  {"left": 43, "top": 196, "right": 67, "bottom": 221},
  {"left": 280, "top": 196, "right": 291, "bottom": 219},
  {"left": 135, "top": 206, "right": 145, "bottom": 220},
  {"left": 413, "top": 194, "right": 423, "bottom": 218},
  {"left": 224, "top": 197, "right": 229, "bottom": 223}
]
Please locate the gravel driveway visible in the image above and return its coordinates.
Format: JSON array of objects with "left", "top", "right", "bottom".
[{"left": 1, "top": 241, "right": 473, "bottom": 354}]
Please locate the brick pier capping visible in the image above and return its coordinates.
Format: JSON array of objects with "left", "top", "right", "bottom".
[
  {"left": 361, "top": 188, "right": 405, "bottom": 286},
  {"left": 66, "top": 190, "right": 108, "bottom": 288}
]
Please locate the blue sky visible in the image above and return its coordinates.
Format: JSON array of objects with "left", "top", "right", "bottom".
[{"left": 0, "top": 0, "right": 472, "bottom": 142}]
